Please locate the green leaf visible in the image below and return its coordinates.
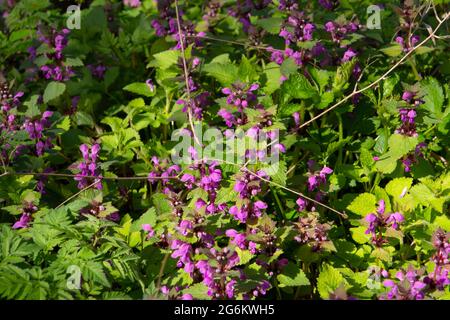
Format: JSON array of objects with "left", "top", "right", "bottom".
[
  {"left": 385, "top": 177, "right": 413, "bottom": 199},
  {"left": 332, "top": 60, "right": 356, "bottom": 92},
  {"left": 65, "top": 57, "right": 84, "bottom": 67},
  {"left": 380, "top": 44, "right": 402, "bottom": 57},
  {"left": 282, "top": 73, "right": 316, "bottom": 99},
  {"left": 350, "top": 226, "right": 370, "bottom": 244},
  {"left": 262, "top": 62, "right": 282, "bottom": 94},
  {"left": 309, "top": 68, "right": 331, "bottom": 92},
  {"left": 203, "top": 61, "right": 238, "bottom": 86},
  {"left": 421, "top": 77, "right": 444, "bottom": 118},
  {"left": 318, "top": 91, "right": 334, "bottom": 109},
  {"left": 23, "top": 95, "right": 41, "bottom": 118},
  {"left": 130, "top": 208, "right": 157, "bottom": 232},
  {"left": 255, "top": 17, "right": 283, "bottom": 34},
  {"left": 235, "top": 247, "right": 253, "bottom": 266},
  {"left": 375, "top": 134, "right": 418, "bottom": 174},
  {"left": 410, "top": 183, "right": 445, "bottom": 213},
  {"left": 238, "top": 56, "right": 257, "bottom": 82},
  {"left": 383, "top": 76, "right": 399, "bottom": 97},
  {"left": 182, "top": 283, "right": 210, "bottom": 299},
  {"left": 347, "top": 193, "right": 377, "bottom": 217},
  {"left": 317, "top": 264, "right": 348, "bottom": 299},
  {"left": 280, "top": 58, "right": 299, "bottom": 77},
  {"left": 277, "top": 262, "right": 310, "bottom": 287},
  {"left": 43, "top": 82, "right": 66, "bottom": 104},
  {"left": 415, "top": 46, "right": 434, "bottom": 55},
  {"left": 123, "top": 82, "right": 155, "bottom": 97},
  {"left": 56, "top": 116, "right": 71, "bottom": 132},
  {"left": 434, "top": 215, "right": 450, "bottom": 232},
  {"left": 263, "top": 160, "right": 287, "bottom": 186},
  {"left": 81, "top": 261, "right": 111, "bottom": 288},
  {"left": 370, "top": 247, "right": 392, "bottom": 263},
  {"left": 149, "top": 50, "right": 180, "bottom": 69},
  {"left": 278, "top": 103, "right": 302, "bottom": 117}
]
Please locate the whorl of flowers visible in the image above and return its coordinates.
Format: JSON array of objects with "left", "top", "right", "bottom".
[
  {"left": 279, "top": 11, "right": 315, "bottom": 45},
  {"left": 36, "top": 28, "right": 74, "bottom": 81},
  {"left": 23, "top": 111, "right": 54, "bottom": 156},
  {"left": 293, "top": 213, "right": 332, "bottom": 252},
  {"left": 365, "top": 200, "right": 405, "bottom": 246},
  {"left": 74, "top": 144, "right": 103, "bottom": 190}
]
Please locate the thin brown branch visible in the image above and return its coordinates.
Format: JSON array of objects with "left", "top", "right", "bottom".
[
  {"left": 174, "top": 0, "right": 202, "bottom": 147},
  {"left": 56, "top": 179, "right": 100, "bottom": 209}
]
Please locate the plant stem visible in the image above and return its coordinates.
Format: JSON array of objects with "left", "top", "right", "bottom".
[
  {"left": 408, "top": 58, "right": 421, "bottom": 81},
  {"left": 336, "top": 112, "right": 344, "bottom": 167},
  {"left": 157, "top": 252, "right": 170, "bottom": 290},
  {"left": 271, "top": 187, "right": 285, "bottom": 219}
]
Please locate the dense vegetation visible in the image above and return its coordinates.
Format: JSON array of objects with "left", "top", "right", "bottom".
[{"left": 0, "top": 0, "right": 449, "bottom": 300}]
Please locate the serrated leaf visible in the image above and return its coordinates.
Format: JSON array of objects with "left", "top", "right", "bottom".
[
  {"left": 332, "top": 60, "right": 356, "bottom": 92},
  {"left": 350, "top": 226, "right": 370, "bottom": 244},
  {"left": 255, "top": 17, "right": 283, "bottom": 34},
  {"left": 263, "top": 160, "right": 287, "bottom": 186},
  {"left": 82, "top": 261, "right": 111, "bottom": 288},
  {"left": 317, "top": 264, "right": 348, "bottom": 299},
  {"left": 380, "top": 44, "right": 402, "bottom": 57},
  {"left": 235, "top": 247, "right": 253, "bottom": 266},
  {"left": 262, "top": 62, "right": 282, "bottom": 94},
  {"left": 56, "top": 116, "right": 71, "bottom": 131},
  {"left": 410, "top": 183, "right": 444, "bottom": 213},
  {"left": 282, "top": 73, "right": 316, "bottom": 99},
  {"left": 420, "top": 77, "right": 444, "bottom": 118},
  {"left": 370, "top": 247, "right": 392, "bottom": 263},
  {"left": 375, "top": 134, "right": 418, "bottom": 174},
  {"left": 149, "top": 50, "right": 180, "bottom": 69},
  {"left": 347, "top": 193, "right": 377, "bottom": 217},
  {"left": 65, "top": 57, "right": 84, "bottom": 67},
  {"left": 130, "top": 208, "right": 157, "bottom": 232},
  {"left": 123, "top": 82, "right": 155, "bottom": 97},
  {"left": 277, "top": 262, "right": 310, "bottom": 287}
]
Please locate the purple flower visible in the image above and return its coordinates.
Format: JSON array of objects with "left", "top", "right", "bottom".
[
  {"left": 222, "top": 82, "right": 259, "bottom": 111},
  {"left": 226, "top": 229, "right": 247, "bottom": 248},
  {"left": 386, "top": 212, "right": 404, "bottom": 229},
  {"left": 88, "top": 64, "right": 107, "bottom": 79},
  {"left": 396, "top": 35, "right": 420, "bottom": 52},
  {"left": 296, "top": 197, "right": 306, "bottom": 211},
  {"left": 181, "top": 174, "right": 195, "bottom": 189},
  {"left": 225, "top": 279, "right": 236, "bottom": 298},
  {"left": 365, "top": 200, "right": 405, "bottom": 246},
  {"left": 171, "top": 240, "right": 192, "bottom": 265},
  {"left": 123, "top": 0, "right": 141, "bottom": 7},
  {"left": 342, "top": 48, "right": 357, "bottom": 62},
  {"left": 278, "top": 0, "right": 298, "bottom": 11},
  {"left": 181, "top": 293, "right": 193, "bottom": 300},
  {"left": 382, "top": 266, "right": 427, "bottom": 300},
  {"left": 218, "top": 108, "right": 236, "bottom": 127},
  {"left": 233, "top": 170, "right": 268, "bottom": 199},
  {"left": 178, "top": 220, "right": 194, "bottom": 236},
  {"left": 325, "top": 20, "right": 359, "bottom": 45}
]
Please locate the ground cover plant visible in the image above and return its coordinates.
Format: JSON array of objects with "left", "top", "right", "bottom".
[{"left": 0, "top": 0, "right": 449, "bottom": 300}]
